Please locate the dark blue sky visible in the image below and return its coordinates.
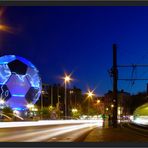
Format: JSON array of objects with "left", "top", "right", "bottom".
[{"left": 1, "top": 6, "right": 148, "bottom": 95}]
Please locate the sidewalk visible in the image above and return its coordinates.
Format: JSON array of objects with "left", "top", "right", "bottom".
[{"left": 84, "top": 126, "right": 148, "bottom": 142}]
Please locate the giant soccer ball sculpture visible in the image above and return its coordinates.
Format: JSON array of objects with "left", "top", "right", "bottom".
[{"left": 0, "top": 55, "right": 42, "bottom": 110}]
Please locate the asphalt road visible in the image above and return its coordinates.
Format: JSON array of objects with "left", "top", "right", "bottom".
[{"left": 0, "top": 122, "right": 99, "bottom": 142}]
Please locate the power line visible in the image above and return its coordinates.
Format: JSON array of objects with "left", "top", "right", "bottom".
[
  {"left": 118, "top": 64, "right": 148, "bottom": 67},
  {"left": 118, "top": 78, "right": 148, "bottom": 81},
  {"left": 117, "top": 64, "right": 148, "bottom": 81},
  {"left": 110, "top": 44, "right": 148, "bottom": 128},
  {"left": 131, "top": 65, "right": 136, "bottom": 86}
]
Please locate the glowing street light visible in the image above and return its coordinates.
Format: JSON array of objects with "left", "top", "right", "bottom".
[
  {"left": 0, "top": 9, "right": 13, "bottom": 34},
  {"left": 70, "top": 90, "right": 74, "bottom": 94},
  {"left": 97, "top": 100, "right": 100, "bottom": 104},
  {"left": 86, "top": 90, "right": 95, "bottom": 98},
  {"left": 106, "top": 107, "right": 109, "bottom": 111},
  {"left": 0, "top": 24, "right": 5, "bottom": 31},
  {"left": 0, "top": 8, "right": 13, "bottom": 57},
  {"left": 86, "top": 89, "right": 95, "bottom": 116},
  {"left": 0, "top": 24, "right": 12, "bottom": 33},
  {"left": 111, "top": 104, "right": 114, "bottom": 108},
  {"left": 63, "top": 73, "right": 73, "bottom": 119},
  {"left": 86, "top": 90, "right": 95, "bottom": 99},
  {"left": 64, "top": 75, "right": 72, "bottom": 83}
]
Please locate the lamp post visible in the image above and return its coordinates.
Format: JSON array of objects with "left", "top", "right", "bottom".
[
  {"left": 69, "top": 90, "right": 73, "bottom": 113},
  {"left": 86, "top": 89, "right": 95, "bottom": 117},
  {"left": 96, "top": 99, "right": 100, "bottom": 114},
  {"left": 41, "top": 91, "right": 43, "bottom": 120},
  {"left": 63, "top": 74, "right": 72, "bottom": 119}
]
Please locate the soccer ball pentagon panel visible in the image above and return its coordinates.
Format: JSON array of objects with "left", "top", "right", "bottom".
[{"left": 0, "top": 55, "right": 42, "bottom": 110}]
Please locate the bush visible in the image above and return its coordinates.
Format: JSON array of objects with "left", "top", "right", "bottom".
[{"left": 2, "top": 106, "right": 13, "bottom": 118}]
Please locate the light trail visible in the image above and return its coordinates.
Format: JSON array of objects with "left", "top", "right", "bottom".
[
  {"left": 0, "top": 120, "right": 102, "bottom": 142},
  {"left": 0, "top": 119, "right": 102, "bottom": 128},
  {"left": 130, "top": 116, "right": 148, "bottom": 126},
  {"left": 25, "top": 123, "right": 98, "bottom": 142}
]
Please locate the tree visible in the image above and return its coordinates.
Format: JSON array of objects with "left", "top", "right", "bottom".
[
  {"left": 2, "top": 107, "right": 13, "bottom": 120},
  {"left": 40, "top": 107, "right": 50, "bottom": 119},
  {"left": 2, "top": 106, "right": 13, "bottom": 118},
  {"left": 71, "top": 109, "right": 80, "bottom": 119}
]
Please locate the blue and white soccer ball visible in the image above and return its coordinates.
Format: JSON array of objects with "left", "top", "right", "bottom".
[{"left": 0, "top": 55, "right": 42, "bottom": 110}]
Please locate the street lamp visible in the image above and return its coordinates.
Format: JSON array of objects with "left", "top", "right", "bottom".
[
  {"left": 86, "top": 89, "right": 95, "bottom": 117},
  {"left": 41, "top": 90, "right": 45, "bottom": 110},
  {"left": 111, "top": 104, "right": 114, "bottom": 108},
  {"left": 106, "top": 107, "right": 109, "bottom": 111},
  {"left": 97, "top": 100, "right": 100, "bottom": 104},
  {"left": 86, "top": 90, "right": 95, "bottom": 99},
  {"left": 96, "top": 99, "right": 100, "bottom": 114},
  {"left": 0, "top": 9, "right": 13, "bottom": 34},
  {"left": 0, "top": 8, "right": 13, "bottom": 57},
  {"left": 0, "top": 7, "right": 13, "bottom": 34},
  {"left": 41, "top": 89, "right": 48, "bottom": 120},
  {"left": 0, "top": 24, "right": 12, "bottom": 33},
  {"left": 69, "top": 90, "right": 74, "bottom": 112},
  {"left": 63, "top": 73, "right": 72, "bottom": 119}
]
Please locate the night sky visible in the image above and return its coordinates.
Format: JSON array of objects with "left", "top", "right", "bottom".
[{"left": 1, "top": 6, "right": 148, "bottom": 95}]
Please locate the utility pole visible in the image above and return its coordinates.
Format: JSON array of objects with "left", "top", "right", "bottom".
[
  {"left": 57, "top": 85, "right": 60, "bottom": 109},
  {"left": 110, "top": 44, "right": 148, "bottom": 127},
  {"left": 112, "top": 44, "right": 118, "bottom": 128},
  {"left": 51, "top": 86, "right": 53, "bottom": 106},
  {"left": 64, "top": 82, "right": 67, "bottom": 119},
  {"left": 41, "top": 92, "right": 43, "bottom": 120},
  {"left": 146, "top": 83, "right": 148, "bottom": 96}
]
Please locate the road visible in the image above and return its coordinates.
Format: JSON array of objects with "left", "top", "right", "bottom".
[{"left": 0, "top": 120, "right": 101, "bottom": 142}]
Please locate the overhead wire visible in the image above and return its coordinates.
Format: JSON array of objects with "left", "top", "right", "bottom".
[{"left": 109, "top": 46, "right": 148, "bottom": 94}]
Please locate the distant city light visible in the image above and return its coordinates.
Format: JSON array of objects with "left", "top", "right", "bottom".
[
  {"left": 49, "top": 105, "right": 54, "bottom": 110},
  {"left": 31, "top": 108, "right": 38, "bottom": 112},
  {"left": 72, "top": 108, "right": 78, "bottom": 113},
  {"left": 0, "top": 24, "right": 13, "bottom": 33},
  {"left": 70, "top": 90, "right": 74, "bottom": 94},
  {"left": 26, "top": 104, "right": 34, "bottom": 109},
  {"left": 97, "top": 100, "right": 100, "bottom": 104},
  {"left": 111, "top": 104, "right": 114, "bottom": 108},
  {"left": 106, "top": 108, "right": 109, "bottom": 111}
]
